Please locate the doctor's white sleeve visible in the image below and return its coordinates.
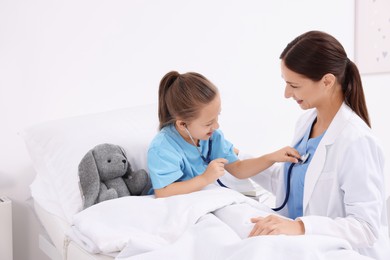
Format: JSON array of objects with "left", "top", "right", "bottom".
[{"left": 299, "top": 136, "right": 386, "bottom": 249}]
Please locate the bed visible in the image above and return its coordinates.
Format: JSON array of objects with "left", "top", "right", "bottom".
[{"left": 22, "top": 103, "right": 374, "bottom": 260}]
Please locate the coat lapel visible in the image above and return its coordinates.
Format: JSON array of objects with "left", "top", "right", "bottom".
[{"left": 302, "top": 103, "right": 353, "bottom": 212}]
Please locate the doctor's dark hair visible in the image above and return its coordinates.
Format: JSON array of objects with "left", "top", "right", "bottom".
[
  {"left": 158, "top": 71, "right": 218, "bottom": 130},
  {"left": 280, "top": 30, "right": 370, "bottom": 127}
]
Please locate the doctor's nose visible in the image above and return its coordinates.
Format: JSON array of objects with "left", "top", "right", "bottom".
[{"left": 284, "top": 85, "right": 293, "bottom": 99}]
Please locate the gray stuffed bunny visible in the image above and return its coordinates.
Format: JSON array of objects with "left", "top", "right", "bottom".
[{"left": 78, "top": 143, "right": 152, "bottom": 209}]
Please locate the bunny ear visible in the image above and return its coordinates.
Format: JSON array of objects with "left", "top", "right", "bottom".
[
  {"left": 78, "top": 150, "right": 100, "bottom": 209},
  {"left": 118, "top": 145, "right": 127, "bottom": 157}
]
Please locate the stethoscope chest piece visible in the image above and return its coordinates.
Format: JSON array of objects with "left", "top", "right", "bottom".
[{"left": 298, "top": 153, "right": 310, "bottom": 164}]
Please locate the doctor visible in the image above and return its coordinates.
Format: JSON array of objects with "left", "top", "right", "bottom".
[{"left": 246, "top": 31, "right": 390, "bottom": 259}]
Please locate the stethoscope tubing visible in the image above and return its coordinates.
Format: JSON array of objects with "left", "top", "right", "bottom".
[
  {"left": 272, "top": 162, "right": 295, "bottom": 211},
  {"left": 184, "top": 126, "right": 227, "bottom": 188},
  {"left": 272, "top": 153, "right": 309, "bottom": 211},
  {"left": 217, "top": 179, "right": 229, "bottom": 188},
  {"left": 218, "top": 161, "right": 298, "bottom": 210}
]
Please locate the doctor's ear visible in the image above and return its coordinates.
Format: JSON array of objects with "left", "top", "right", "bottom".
[{"left": 322, "top": 73, "right": 336, "bottom": 88}]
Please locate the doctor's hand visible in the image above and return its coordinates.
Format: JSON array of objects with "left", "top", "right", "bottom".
[
  {"left": 249, "top": 214, "right": 305, "bottom": 237},
  {"left": 202, "top": 158, "right": 228, "bottom": 184},
  {"left": 268, "top": 146, "right": 300, "bottom": 164}
]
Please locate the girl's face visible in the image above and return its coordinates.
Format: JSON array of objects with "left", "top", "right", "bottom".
[
  {"left": 281, "top": 61, "right": 325, "bottom": 110},
  {"left": 184, "top": 93, "right": 221, "bottom": 143}
]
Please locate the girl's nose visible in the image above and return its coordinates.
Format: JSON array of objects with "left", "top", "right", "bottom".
[{"left": 213, "top": 121, "right": 220, "bottom": 130}]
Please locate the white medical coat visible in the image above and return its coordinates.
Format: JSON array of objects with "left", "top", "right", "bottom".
[{"left": 252, "top": 103, "right": 390, "bottom": 259}]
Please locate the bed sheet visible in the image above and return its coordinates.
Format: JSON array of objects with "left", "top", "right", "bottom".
[
  {"left": 67, "top": 187, "right": 372, "bottom": 260},
  {"left": 118, "top": 214, "right": 370, "bottom": 260}
]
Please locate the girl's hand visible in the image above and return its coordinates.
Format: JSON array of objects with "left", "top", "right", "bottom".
[
  {"left": 249, "top": 215, "right": 305, "bottom": 236},
  {"left": 203, "top": 158, "right": 228, "bottom": 184},
  {"left": 269, "top": 146, "right": 300, "bottom": 164}
]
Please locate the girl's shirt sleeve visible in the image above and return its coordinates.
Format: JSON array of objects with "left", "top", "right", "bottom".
[
  {"left": 210, "top": 129, "right": 238, "bottom": 163},
  {"left": 148, "top": 145, "right": 184, "bottom": 190}
]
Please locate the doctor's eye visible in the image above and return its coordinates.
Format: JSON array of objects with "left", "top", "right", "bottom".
[{"left": 107, "top": 159, "right": 111, "bottom": 163}]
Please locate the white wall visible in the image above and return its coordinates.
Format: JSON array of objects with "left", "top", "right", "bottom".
[{"left": 1, "top": 1, "right": 389, "bottom": 259}]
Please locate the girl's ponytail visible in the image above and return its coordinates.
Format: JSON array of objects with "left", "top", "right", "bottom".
[{"left": 158, "top": 71, "right": 180, "bottom": 130}]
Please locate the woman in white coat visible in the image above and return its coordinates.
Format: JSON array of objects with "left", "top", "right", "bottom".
[{"left": 247, "top": 31, "right": 390, "bottom": 259}]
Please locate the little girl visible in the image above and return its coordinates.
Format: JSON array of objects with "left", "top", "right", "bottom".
[{"left": 148, "top": 71, "right": 299, "bottom": 198}]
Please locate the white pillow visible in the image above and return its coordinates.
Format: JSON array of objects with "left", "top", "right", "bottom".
[{"left": 22, "top": 104, "right": 159, "bottom": 222}]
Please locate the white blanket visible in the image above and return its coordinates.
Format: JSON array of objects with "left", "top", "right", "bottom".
[{"left": 68, "top": 187, "right": 372, "bottom": 260}]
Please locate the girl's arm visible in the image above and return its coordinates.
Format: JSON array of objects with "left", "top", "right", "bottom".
[
  {"left": 155, "top": 158, "right": 228, "bottom": 198},
  {"left": 225, "top": 146, "right": 299, "bottom": 179}
]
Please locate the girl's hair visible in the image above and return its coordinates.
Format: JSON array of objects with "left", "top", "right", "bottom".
[
  {"left": 280, "top": 30, "right": 370, "bottom": 127},
  {"left": 158, "top": 71, "right": 218, "bottom": 130}
]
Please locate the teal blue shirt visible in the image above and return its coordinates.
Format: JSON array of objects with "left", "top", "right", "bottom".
[
  {"left": 286, "top": 121, "right": 325, "bottom": 219},
  {"left": 147, "top": 124, "right": 238, "bottom": 191}
]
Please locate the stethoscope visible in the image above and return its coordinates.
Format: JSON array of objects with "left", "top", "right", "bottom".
[
  {"left": 184, "top": 125, "right": 310, "bottom": 210},
  {"left": 272, "top": 153, "right": 310, "bottom": 211},
  {"left": 183, "top": 126, "right": 228, "bottom": 188}
]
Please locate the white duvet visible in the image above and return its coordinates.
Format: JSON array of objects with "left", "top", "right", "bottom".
[{"left": 68, "top": 187, "right": 372, "bottom": 260}]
